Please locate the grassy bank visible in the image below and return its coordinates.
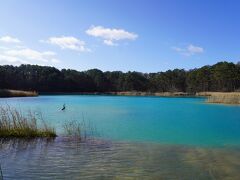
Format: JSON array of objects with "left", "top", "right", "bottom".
[
  {"left": 41, "top": 91, "right": 240, "bottom": 104},
  {"left": 41, "top": 91, "right": 194, "bottom": 97},
  {"left": 0, "top": 89, "right": 38, "bottom": 98},
  {"left": 196, "top": 92, "right": 240, "bottom": 105},
  {"left": 110, "top": 91, "right": 240, "bottom": 104},
  {"left": 110, "top": 91, "right": 194, "bottom": 97},
  {"left": 0, "top": 106, "right": 56, "bottom": 138}
]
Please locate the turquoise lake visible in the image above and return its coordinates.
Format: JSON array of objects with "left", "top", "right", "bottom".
[
  {"left": 0, "top": 95, "right": 239, "bottom": 147},
  {"left": 1, "top": 95, "right": 240, "bottom": 179}
]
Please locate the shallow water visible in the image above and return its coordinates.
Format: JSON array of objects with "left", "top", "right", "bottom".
[
  {"left": 0, "top": 95, "right": 239, "bottom": 147},
  {"left": 0, "top": 138, "right": 240, "bottom": 179}
]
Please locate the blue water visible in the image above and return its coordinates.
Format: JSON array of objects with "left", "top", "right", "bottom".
[{"left": 0, "top": 95, "right": 239, "bottom": 147}]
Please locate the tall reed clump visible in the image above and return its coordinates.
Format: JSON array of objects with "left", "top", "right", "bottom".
[
  {"left": 206, "top": 92, "right": 240, "bottom": 105},
  {"left": 0, "top": 89, "right": 38, "bottom": 98},
  {"left": 63, "top": 116, "right": 96, "bottom": 141},
  {"left": 0, "top": 106, "right": 56, "bottom": 138}
]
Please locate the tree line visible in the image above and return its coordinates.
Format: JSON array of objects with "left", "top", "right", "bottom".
[{"left": 0, "top": 61, "right": 239, "bottom": 93}]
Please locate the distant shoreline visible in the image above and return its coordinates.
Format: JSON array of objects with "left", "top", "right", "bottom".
[
  {"left": 1, "top": 90, "right": 239, "bottom": 105},
  {"left": 40, "top": 91, "right": 195, "bottom": 97},
  {"left": 40, "top": 91, "right": 240, "bottom": 104}
]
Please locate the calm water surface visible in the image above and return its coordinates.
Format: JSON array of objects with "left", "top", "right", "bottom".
[{"left": 0, "top": 95, "right": 240, "bottom": 179}]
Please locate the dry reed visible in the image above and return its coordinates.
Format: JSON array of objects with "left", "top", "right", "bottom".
[
  {"left": 0, "top": 106, "right": 56, "bottom": 138},
  {"left": 0, "top": 89, "right": 38, "bottom": 98},
  {"left": 198, "top": 92, "right": 240, "bottom": 104}
]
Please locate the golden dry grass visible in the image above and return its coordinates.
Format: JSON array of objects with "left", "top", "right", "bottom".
[
  {"left": 113, "top": 91, "right": 240, "bottom": 104},
  {"left": 0, "top": 89, "right": 38, "bottom": 98},
  {"left": 0, "top": 106, "right": 56, "bottom": 138},
  {"left": 197, "top": 92, "right": 240, "bottom": 105},
  {"left": 110, "top": 91, "right": 192, "bottom": 96}
]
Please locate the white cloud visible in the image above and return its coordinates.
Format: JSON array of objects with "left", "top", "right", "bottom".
[
  {"left": 172, "top": 44, "right": 204, "bottom": 56},
  {"left": 0, "top": 46, "right": 10, "bottom": 50},
  {"left": 44, "top": 36, "right": 90, "bottom": 52},
  {"left": 103, "top": 39, "right": 117, "bottom": 46},
  {"left": 0, "top": 35, "right": 61, "bottom": 66},
  {"left": 0, "top": 54, "right": 28, "bottom": 64},
  {"left": 0, "top": 36, "right": 21, "bottom": 43},
  {"left": 50, "top": 58, "right": 60, "bottom": 63},
  {"left": 5, "top": 48, "right": 56, "bottom": 62},
  {"left": 42, "top": 51, "right": 56, "bottom": 56},
  {"left": 187, "top": 44, "right": 203, "bottom": 54},
  {"left": 0, "top": 47, "right": 60, "bottom": 66},
  {"left": 86, "top": 26, "right": 138, "bottom": 46},
  {"left": 172, "top": 47, "right": 183, "bottom": 52}
]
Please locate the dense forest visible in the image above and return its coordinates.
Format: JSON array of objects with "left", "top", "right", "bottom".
[{"left": 0, "top": 61, "right": 239, "bottom": 93}]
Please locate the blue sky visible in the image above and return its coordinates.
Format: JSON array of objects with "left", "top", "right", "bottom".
[{"left": 0, "top": 0, "right": 239, "bottom": 72}]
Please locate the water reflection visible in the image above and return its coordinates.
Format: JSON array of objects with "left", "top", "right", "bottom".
[{"left": 0, "top": 138, "right": 240, "bottom": 179}]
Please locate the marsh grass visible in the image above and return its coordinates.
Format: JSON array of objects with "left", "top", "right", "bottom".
[
  {"left": 63, "top": 114, "right": 97, "bottom": 141},
  {"left": 109, "top": 91, "right": 193, "bottom": 96},
  {"left": 0, "top": 106, "right": 56, "bottom": 138},
  {"left": 0, "top": 89, "right": 38, "bottom": 98},
  {"left": 201, "top": 92, "right": 240, "bottom": 105}
]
